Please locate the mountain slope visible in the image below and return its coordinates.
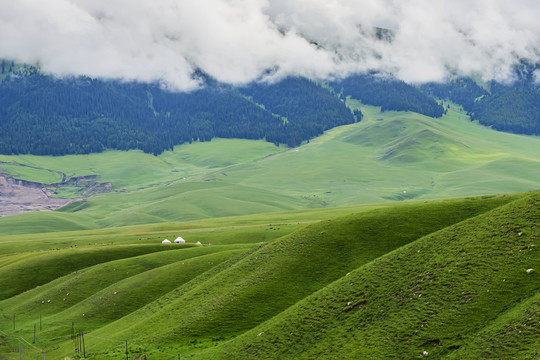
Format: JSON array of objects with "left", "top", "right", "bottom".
[
  {"left": 0, "top": 72, "right": 355, "bottom": 155},
  {"left": 1, "top": 104, "right": 540, "bottom": 234},
  {"left": 471, "top": 84, "right": 540, "bottom": 136},
  {"left": 195, "top": 192, "right": 539, "bottom": 359},
  {"left": 216, "top": 104, "right": 540, "bottom": 204},
  {"left": 420, "top": 76, "right": 540, "bottom": 137},
  {"left": 332, "top": 73, "right": 444, "bottom": 117}
]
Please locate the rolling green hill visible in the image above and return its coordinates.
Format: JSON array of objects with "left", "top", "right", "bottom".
[
  {"left": 198, "top": 192, "right": 539, "bottom": 360},
  {"left": 0, "top": 191, "right": 537, "bottom": 359},
  {"left": 1, "top": 103, "right": 540, "bottom": 236}
]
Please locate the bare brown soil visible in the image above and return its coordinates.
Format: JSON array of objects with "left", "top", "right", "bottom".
[{"left": 0, "top": 175, "right": 112, "bottom": 217}]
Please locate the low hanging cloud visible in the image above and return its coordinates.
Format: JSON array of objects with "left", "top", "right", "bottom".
[{"left": 1, "top": 0, "right": 539, "bottom": 90}]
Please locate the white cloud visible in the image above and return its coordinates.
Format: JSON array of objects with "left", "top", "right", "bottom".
[{"left": 0, "top": 0, "right": 539, "bottom": 90}]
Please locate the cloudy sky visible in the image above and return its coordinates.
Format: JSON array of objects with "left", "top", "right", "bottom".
[{"left": 1, "top": 0, "right": 539, "bottom": 90}]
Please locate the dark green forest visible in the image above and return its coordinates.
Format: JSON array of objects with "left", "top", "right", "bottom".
[
  {"left": 0, "top": 61, "right": 538, "bottom": 156},
  {"left": 331, "top": 73, "right": 446, "bottom": 117},
  {"left": 470, "top": 84, "right": 540, "bottom": 135},
  {"left": 420, "top": 77, "right": 488, "bottom": 112},
  {"left": 239, "top": 77, "right": 362, "bottom": 147},
  {"left": 0, "top": 72, "right": 357, "bottom": 155},
  {"left": 421, "top": 73, "right": 540, "bottom": 136}
]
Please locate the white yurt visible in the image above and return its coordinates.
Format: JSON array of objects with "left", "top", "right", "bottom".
[
  {"left": 174, "top": 237, "right": 186, "bottom": 244},
  {"left": 195, "top": 241, "right": 202, "bottom": 245},
  {"left": 162, "top": 239, "right": 172, "bottom": 244}
]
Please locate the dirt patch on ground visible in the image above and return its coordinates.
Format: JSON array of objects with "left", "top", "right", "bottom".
[{"left": 0, "top": 175, "right": 112, "bottom": 217}]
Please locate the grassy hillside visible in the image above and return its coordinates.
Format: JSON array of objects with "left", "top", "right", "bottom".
[
  {"left": 0, "top": 139, "right": 285, "bottom": 190},
  {"left": 0, "top": 244, "right": 180, "bottom": 300},
  {"left": 221, "top": 103, "right": 540, "bottom": 204},
  {"left": 0, "top": 192, "right": 533, "bottom": 359},
  {"left": 195, "top": 191, "right": 540, "bottom": 360},
  {"left": 1, "top": 103, "right": 539, "bottom": 235},
  {"left": 444, "top": 291, "right": 540, "bottom": 359}
]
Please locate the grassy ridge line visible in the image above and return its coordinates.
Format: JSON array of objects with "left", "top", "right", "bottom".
[
  {"left": 52, "top": 194, "right": 519, "bottom": 358},
  {"left": 0, "top": 245, "right": 187, "bottom": 300},
  {"left": 6, "top": 249, "right": 247, "bottom": 348},
  {"left": 0, "top": 246, "right": 260, "bottom": 359},
  {"left": 0, "top": 200, "right": 409, "bottom": 253},
  {"left": 47, "top": 244, "right": 264, "bottom": 359},
  {"left": 199, "top": 192, "right": 539, "bottom": 360},
  {"left": 47, "top": 250, "right": 246, "bottom": 330},
  {"left": 0, "top": 162, "right": 64, "bottom": 184},
  {"left": 0, "top": 245, "right": 251, "bottom": 318}
]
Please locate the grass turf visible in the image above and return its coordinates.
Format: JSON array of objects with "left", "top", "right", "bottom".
[
  {"left": 0, "top": 192, "right": 527, "bottom": 359},
  {"left": 195, "top": 192, "right": 539, "bottom": 359}
]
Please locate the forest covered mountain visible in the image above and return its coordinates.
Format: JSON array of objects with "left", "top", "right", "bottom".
[
  {"left": 421, "top": 74, "right": 540, "bottom": 136},
  {"left": 0, "top": 61, "right": 539, "bottom": 156},
  {"left": 331, "top": 73, "right": 445, "bottom": 117},
  {"left": 0, "top": 68, "right": 361, "bottom": 155}
]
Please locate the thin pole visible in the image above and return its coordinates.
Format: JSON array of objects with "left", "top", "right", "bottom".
[
  {"left": 81, "top": 330, "right": 86, "bottom": 358},
  {"left": 125, "top": 340, "right": 128, "bottom": 360}
]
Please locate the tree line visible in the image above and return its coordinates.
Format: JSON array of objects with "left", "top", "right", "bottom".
[
  {"left": 0, "top": 72, "right": 358, "bottom": 155},
  {"left": 420, "top": 74, "right": 540, "bottom": 136},
  {"left": 331, "top": 74, "right": 445, "bottom": 118},
  {"left": 1, "top": 62, "right": 537, "bottom": 157},
  {"left": 470, "top": 84, "right": 540, "bottom": 135}
]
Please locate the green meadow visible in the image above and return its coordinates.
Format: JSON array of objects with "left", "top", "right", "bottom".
[
  {"left": 1, "top": 104, "right": 540, "bottom": 235},
  {"left": 0, "top": 191, "right": 537, "bottom": 359}
]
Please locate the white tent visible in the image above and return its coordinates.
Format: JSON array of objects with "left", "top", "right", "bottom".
[
  {"left": 162, "top": 239, "right": 171, "bottom": 244},
  {"left": 195, "top": 241, "right": 202, "bottom": 245},
  {"left": 174, "top": 237, "right": 186, "bottom": 243}
]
